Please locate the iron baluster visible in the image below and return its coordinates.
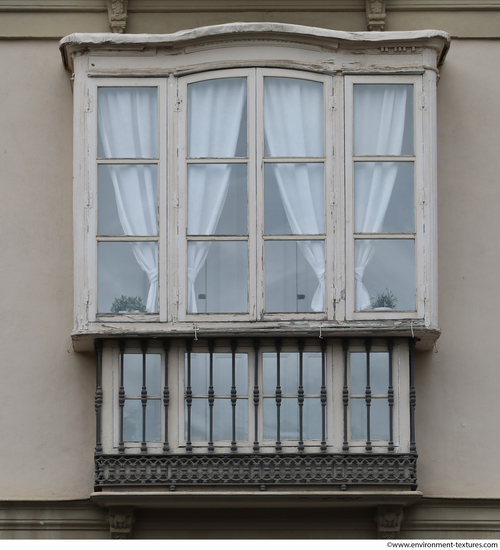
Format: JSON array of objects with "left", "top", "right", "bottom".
[
  {"left": 409, "top": 338, "right": 417, "bottom": 453},
  {"left": 275, "top": 338, "right": 282, "bottom": 453},
  {"left": 118, "top": 339, "right": 125, "bottom": 454},
  {"left": 163, "top": 339, "right": 170, "bottom": 453},
  {"left": 140, "top": 339, "right": 148, "bottom": 453},
  {"left": 185, "top": 339, "right": 193, "bottom": 453},
  {"left": 94, "top": 339, "right": 103, "bottom": 454},
  {"left": 231, "top": 339, "right": 238, "bottom": 453},
  {"left": 208, "top": 339, "right": 215, "bottom": 453},
  {"left": 365, "top": 339, "right": 372, "bottom": 453},
  {"left": 253, "top": 339, "right": 260, "bottom": 452},
  {"left": 320, "top": 337, "right": 327, "bottom": 452},
  {"left": 387, "top": 338, "right": 395, "bottom": 453},
  {"left": 342, "top": 339, "right": 349, "bottom": 452},
  {"left": 298, "top": 339, "right": 305, "bottom": 452}
]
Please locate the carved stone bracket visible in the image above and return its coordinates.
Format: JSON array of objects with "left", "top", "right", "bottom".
[
  {"left": 107, "top": 507, "right": 136, "bottom": 539},
  {"left": 366, "top": 0, "right": 387, "bottom": 32},
  {"left": 376, "top": 506, "right": 404, "bottom": 539},
  {"left": 107, "top": 0, "right": 128, "bottom": 34}
]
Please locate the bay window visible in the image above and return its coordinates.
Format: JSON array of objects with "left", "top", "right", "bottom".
[{"left": 62, "top": 24, "right": 449, "bottom": 492}]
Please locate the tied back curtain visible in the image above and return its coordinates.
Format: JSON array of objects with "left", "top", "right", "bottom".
[
  {"left": 264, "top": 77, "right": 326, "bottom": 312},
  {"left": 187, "top": 78, "right": 247, "bottom": 313},
  {"left": 353, "top": 85, "right": 408, "bottom": 310},
  {"left": 98, "top": 87, "right": 158, "bottom": 312}
]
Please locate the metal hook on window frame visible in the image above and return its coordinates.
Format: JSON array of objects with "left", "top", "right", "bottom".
[
  {"left": 193, "top": 324, "right": 199, "bottom": 341},
  {"left": 319, "top": 323, "right": 323, "bottom": 339}
]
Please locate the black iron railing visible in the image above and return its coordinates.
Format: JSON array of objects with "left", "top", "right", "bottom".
[{"left": 94, "top": 336, "right": 418, "bottom": 489}]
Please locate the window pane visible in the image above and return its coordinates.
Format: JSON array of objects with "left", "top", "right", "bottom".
[
  {"left": 350, "top": 398, "right": 366, "bottom": 440},
  {"left": 355, "top": 239, "right": 415, "bottom": 311},
  {"left": 265, "top": 241, "right": 324, "bottom": 313},
  {"left": 188, "top": 78, "right": 247, "bottom": 158},
  {"left": 97, "top": 242, "right": 157, "bottom": 313},
  {"left": 188, "top": 241, "right": 248, "bottom": 313},
  {"left": 265, "top": 163, "right": 324, "bottom": 235},
  {"left": 371, "top": 352, "right": 389, "bottom": 395},
  {"left": 354, "top": 84, "right": 413, "bottom": 156},
  {"left": 123, "top": 399, "right": 141, "bottom": 441},
  {"left": 146, "top": 354, "right": 162, "bottom": 396},
  {"left": 263, "top": 397, "right": 299, "bottom": 440},
  {"left": 146, "top": 399, "right": 161, "bottom": 441},
  {"left": 189, "top": 353, "right": 209, "bottom": 395},
  {"left": 213, "top": 353, "right": 248, "bottom": 395},
  {"left": 188, "top": 164, "right": 247, "bottom": 236},
  {"left": 188, "top": 398, "right": 248, "bottom": 441},
  {"left": 262, "top": 352, "right": 321, "bottom": 395},
  {"left": 303, "top": 352, "right": 322, "bottom": 394},
  {"left": 213, "top": 399, "right": 248, "bottom": 441},
  {"left": 123, "top": 354, "right": 142, "bottom": 395},
  {"left": 190, "top": 398, "right": 209, "bottom": 441},
  {"left": 354, "top": 162, "right": 414, "bottom": 234},
  {"left": 303, "top": 398, "right": 322, "bottom": 440},
  {"left": 350, "top": 352, "right": 366, "bottom": 395},
  {"left": 371, "top": 398, "right": 390, "bottom": 440},
  {"left": 98, "top": 164, "right": 158, "bottom": 236},
  {"left": 98, "top": 87, "right": 158, "bottom": 159},
  {"left": 264, "top": 77, "right": 324, "bottom": 157},
  {"left": 187, "top": 352, "right": 248, "bottom": 395}
]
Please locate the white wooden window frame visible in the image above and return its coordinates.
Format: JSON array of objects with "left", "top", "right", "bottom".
[
  {"left": 344, "top": 74, "right": 425, "bottom": 321},
  {"left": 87, "top": 77, "right": 168, "bottom": 323}
]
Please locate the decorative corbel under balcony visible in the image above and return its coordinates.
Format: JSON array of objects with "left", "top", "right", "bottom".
[
  {"left": 107, "top": 0, "right": 128, "bottom": 34},
  {"left": 366, "top": 0, "right": 387, "bottom": 31}
]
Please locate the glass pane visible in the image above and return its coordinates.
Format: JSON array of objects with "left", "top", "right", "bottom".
[
  {"left": 188, "top": 164, "right": 247, "bottom": 235},
  {"left": 98, "top": 87, "right": 158, "bottom": 159},
  {"left": 263, "top": 397, "right": 300, "bottom": 440},
  {"left": 350, "top": 352, "right": 366, "bottom": 395},
  {"left": 355, "top": 239, "right": 415, "bottom": 311},
  {"left": 188, "top": 398, "right": 248, "bottom": 441},
  {"left": 98, "top": 164, "right": 158, "bottom": 236},
  {"left": 146, "top": 399, "right": 161, "bottom": 441},
  {"left": 371, "top": 398, "right": 390, "bottom": 440},
  {"left": 123, "top": 399, "right": 141, "bottom": 441},
  {"left": 188, "top": 241, "right": 248, "bottom": 313},
  {"left": 123, "top": 354, "right": 142, "bottom": 395},
  {"left": 280, "top": 353, "right": 299, "bottom": 394},
  {"left": 213, "top": 353, "right": 248, "bottom": 395},
  {"left": 263, "top": 352, "right": 276, "bottom": 395},
  {"left": 265, "top": 240, "right": 324, "bottom": 313},
  {"left": 303, "top": 398, "right": 322, "bottom": 440},
  {"left": 264, "top": 77, "right": 324, "bottom": 158},
  {"left": 190, "top": 398, "right": 209, "bottom": 441},
  {"left": 303, "top": 352, "right": 322, "bottom": 394},
  {"left": 213, "top": 399, "right": 248, "bottom": 441},
  {"left": 354, "top": 84, "right": 413, "bottom": 156},
  {"left": 146, "top": 354, "right": 161, "bottom": 396},
  {"left": 371, "top": 353, "right": 389, "bottom": 395},
  {"left": 189, "top": 353, "right": 209, "bottom": 395},
  {"left": 188, "top": 78, "right": 247, "bottom": 158},
  {"left": 350, "top": 398, "right": 366, "bottom": 440},
  {"left": 354, "top": 162, "right": 414, "bottom": 234},
  {"left": 265, "top": 163, "right": 324, "bottom": 235},
  {"left": 98, "top": 242, "right": 157, "bottom": 313}
]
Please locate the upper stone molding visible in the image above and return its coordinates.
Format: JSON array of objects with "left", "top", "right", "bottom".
[{"left": 59, "top": 22, "right": 450, "bottom": 71}]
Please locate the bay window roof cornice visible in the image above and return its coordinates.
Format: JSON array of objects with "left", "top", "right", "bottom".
[{"left": 60, "top": 22, "right": 450, "bottom": 72}]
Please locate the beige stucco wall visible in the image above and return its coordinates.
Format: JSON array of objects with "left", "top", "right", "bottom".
[
  {"left": 1, "top": 35, "right": 500, "bottom": 505},
  {"left": 415, "top": 39, "right": 500, "bottom": 498},
  {"left": 0, "top": 40, "right": 96, "bottom": 499}
]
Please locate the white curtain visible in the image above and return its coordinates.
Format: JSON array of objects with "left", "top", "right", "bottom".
[
  {"left": 264, "top": 78, "right": 325, "bottom": 312},
  {"left": 98, "top": 87, "right": 159, "bottom": 312},
  {"left": 353, "top": 85, "right": 408, "bottom": 310},
  {"left": 187, "top": 78, "right": 247, "bottom": 313}
]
